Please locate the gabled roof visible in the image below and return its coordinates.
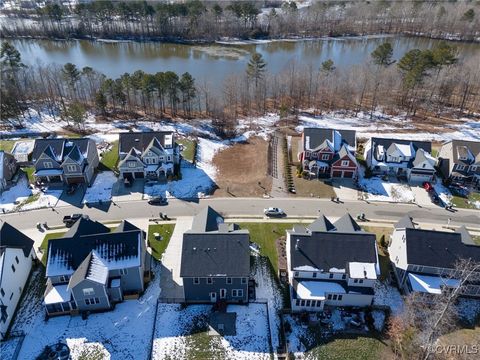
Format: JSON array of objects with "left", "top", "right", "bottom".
[
  {"left": 63, "top": 216, "right": 110, "bottom": 238},
  {"left": 68, "top": 251, "right": 109, "bottom": 289},
  {"left": 180, "top": 232, "right": 250, "bottom": 277},
  {"left": 332, "top": 144, "right": 358, "bottom": 165},
  {"left": 303, "top": 128, "right": 356, "bottom": 152},
  {"left": 394, "top": 215, "right": 415, "bottom": 230},
  {"left": 333, "top": 214, "right": 362, "bottom": 233},
  {"left": 370, "top": 138, "right": 431, "bottom": 162},
  {"left": 442, "top": 140, "right": 480, "bottom": 166},
  {"left": 32, "top": 138, "right": 91, "bottom": 163},
  {"left": 190, "top": 206, "right": 225, "bottom": 233},
  {"left": 404, "top": 228, "right": 480, "bottom": 269},
  {"left": 412, "top": 148, "right": 436, "bottom": 168},
  {"left": 308, "top": 215, "right": 336, "bottom": 232},
  {"left": 118, "top": 131, "right": 174, "bottom": 155},
  {"left": 0, "top": 222, "right": 34, "bottom": 257},
  {"left": 64, "top": 143, "right": 84, "bottom": 164}
]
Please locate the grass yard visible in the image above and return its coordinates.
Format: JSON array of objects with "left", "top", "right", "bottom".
[
  {"left": 292, "top": 168, "right": 336, "bottom": 198},
  {"left": 0, "top": 139, "right": 16, "bottom": 153},
  {"left": 177, "top": 138, "right": 196, "bottom": 163},
  {"left": 451, "top": 191, "right": 480, "bottom": 210},
  {"left": 289, "top": 135, "right": 301, "bottom": 165},
  {"left": 147, "top": 224, "right": 175, "bottom": 261},
  {"left": 306, "top": 335, "right": 393, "bottom": 360},
  {"left": 99, "top": 140, "right": 119, "bottom": 171},
  {"left": 362, "top": 226, "right": 393, "bottom": 281},
  {"left": 22, "top": 167, "right": 35, "bottom": 183}
]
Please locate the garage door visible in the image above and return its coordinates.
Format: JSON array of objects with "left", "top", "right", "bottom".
[
  {"left": 134, "top": 172, "right": 145, "bottom": 179},
  {"left": 123, "top": 172, "right": 134, "bottom": 180},
  {"left": 409, "top": 173, "right": 431, "bottom": 183},
  {"left": 343, "top": 171, "right": 354, "bottom": 178},
  {"left": 332, "top": 171, "right": 342, "bottom": 177},
  {"left": 66, "top": 176, "right": 85, "bottom": 184}
]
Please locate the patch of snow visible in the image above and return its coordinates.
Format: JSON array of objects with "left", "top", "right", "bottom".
[
  {"left": 373, "top": 282, "right": 404, "bottom": 316},
  {"left": 82, "top": 172, "right": 117, "bottom": 204},
  {"left": 294, "top": 265, "right": 320, "bottom": 272},
  {"left": 433, "top": 179, "right": 453, "bottom": 206},
  {"left": 21, "top": 188, "right": 63, "bottom": 210},
  {"left": 196, "top": 138, "right": 227, "bottom": 180},
  {"left": 0, "top": 176, "right": 32, "bottom": 212},
  {"left": 359, "top": 176, "right": 415, "bottom": 203}
]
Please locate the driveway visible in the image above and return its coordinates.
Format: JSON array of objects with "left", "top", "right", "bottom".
[
  {"left": 56, "top": 184, "right": 86, "bottom": 208},
  {"left": 411, "top": 185, "right": 433, "bottom": 207},
  {"left": 112, "top": 178, "right": 144, "bottom": 202},
  {"left": 332, "top": 179, "right": 359, "bottom": 201}
]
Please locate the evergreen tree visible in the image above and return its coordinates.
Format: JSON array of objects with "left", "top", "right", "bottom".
[{"left": 246, "top": 52, "right": 267, "bottom": 88}]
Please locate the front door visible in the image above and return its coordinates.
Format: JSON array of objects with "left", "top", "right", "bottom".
[
  {"left": 210, "top": 292, "right": 217, "bottom": 303},
  {"left": 220, "top": 289, "right": 226, "bottom": 299}
]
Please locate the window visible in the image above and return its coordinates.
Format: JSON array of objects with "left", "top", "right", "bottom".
[
  {"left": 167, "top": 156, "right": 172, "bottom": 162},
  {"left": 296, "top": 299, "right": 300, "bottom": 306},
  {"left": 456, "top": 165, "right": 465, "bottom": 171},
  {"left": 232, "top": 289, "right": 243, "bottom": 297},
  {"left": 341, "top": 160, "right": 349, "bottom": 167},
  {"left": 0, "top": 288, "right": 4, "bottom": 297},
  {"left": 359, "top": 279, "right": 364, "bottom": 284},
  {"left": 306, "top": 300, "right": 311, "bottom": 307},
  {"left": 232, "top": 289, "right": 237, "bottom": 297},
  {"left": 329, "top": 273, "right": 334, "bottom": 279},
  {"left": 471, "top": 166, "right": 477, "bottom": 172},
  {"left": 322, "top": 154, "right": 329, "bottom": 160},
  {"left": 341, "top": 274, "right": 346, "bottom": 280},
  {"left": 354, "top": 279, "right": 358, "bottom": 283},
  {"left": 193, "top": 277, "right": 200, "bottom": 284},
  {"left": 332, "top": 295, "right": 338, "bottom": 301},
  {"left": 66, "top": 164, "right": 76, "bottom": 172},
  {"left": 313, "top": 272, "right": 317, "bottom": 278},
  {"left": 207, "top": 277, "right": 213, "bottom": 284},
  {"left": 83, "top": 288, "right": 95, "bottom": 296},
  {"left": 119, "top": 269, "right": 128, "bottom": 275},
  {"left": 316, "top": 301, "right": 322, "bottom": 307},
  {"left": 327, "top": 294, "right": 332, "bottom": 300},
  {"left": 294, "top": 272, "right": 299, "bottom": 277},
  {"left": 59, "top": 275, "right": 69, "bottom": 283},
  {"left": 311, "top": 300, "right": 316, "bottom": 307},
  {"left": 226, "top": 277, "right": 232, "bottom": 284},
  {"left": 300, "top": 300, "right": 305, "bottom": 306},
  {"left": 15, "top": 256, "right": 19, "bottom": 264},
  {"left": 84, "top": 298, "right": 100, "bottom": 305},
  {"left": 44, "top": 161, "right": 53, "bottom": 169},
  {"left": 220, "top": 289, "right": 226, "bottom": 299},
  {"left": 338, "top": 295, "right": 343, "bottom": 301},
  {"left": 11, "top": 264, "right": 15, "bottom": 273},
  {"left": 241, "top": 278, "right": 247, "bottom": 284},
  {"left": 127, "top": 161, "right": 136, "bottom": 168}
]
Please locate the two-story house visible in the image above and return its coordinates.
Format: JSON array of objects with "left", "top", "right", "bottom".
[
  {"left": 32, "top": 138, "right": 99, "bottom": 186},
  {"left": 389, "top": 216, "right": 480, "bottom": 297},
  {"left": 364, "top": 138, "right": 435, "bottom": 183},
  {"left": 0, "top": 151, "right": 18, "bottom": 193},
  {"left": 0, "top": 222, "right": 36, "bottom": 340},
  {"left": 180, "top": 206, "right": 250, "bottom": 304},
  {"left": 437, "top": 139, "right": 480, "bottom": 186},
  {"left": 44, "top": 217, "right": 148, "bottom": 316},
  {"left": 298, "top": 128, "right": 358, "bottom": 179},
  {"left": 286, "top": 214, "right": 380, "bottom": 312},
  {"left": 118, "top": 131, "right": 180, "bottom": 181}
]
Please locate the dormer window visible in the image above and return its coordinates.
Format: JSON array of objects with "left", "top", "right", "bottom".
[
  {"left": 322, "top": 154, "right": 329, "bottom": 160},
  {"left": 44, "top": 161, "right": 53, "bottom": 169},
  {"left": 457, "top": 165, "right": 465, "bottom": 171}
]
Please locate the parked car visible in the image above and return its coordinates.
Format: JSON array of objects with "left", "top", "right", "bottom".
[
  {"left": 449, "top": 184, "right": 469, "bottom": 197},
  {"left": 148, "top": 196, "right": 168, "bottom": 206},
  {"left": 423, "top": 182, "right": 433, "bottom": 192},
  {"left": 264, "top": 207, "right": 286, "bottom": 217},
  {"left": 63, "top": 214, "right": 84, "bottom": 227},
  {"left": 124, "top": 177, "right": 133, "bottom": 187},
  {"left": 67, "top": 184, "right": 78, "bottom": 195}
]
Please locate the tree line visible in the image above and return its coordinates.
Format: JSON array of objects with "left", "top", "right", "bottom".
[
  {"left": 1, "top": 40, "right": 479, "bottom": 137},
  {"left": 1, "top": 1, "right": 479, "bottom": 42}
]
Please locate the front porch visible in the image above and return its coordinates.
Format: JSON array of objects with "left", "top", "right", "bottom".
[{"left": 34, "top": 169, "right": 64, "bottom": 185}]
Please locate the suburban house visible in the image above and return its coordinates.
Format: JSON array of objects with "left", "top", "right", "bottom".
[
  {"left": 0, "top": 151, "right": 18, "bottom": 193},
  {"left": 43, "top": 217, "right": 148, "bottom": 316},
  {"left": 118, "top": 131, "right": 180, "bottom": 181},
  {"left": 298, "top": 128, "right": 358, "bottom": 179},
  {"left": 11, "top": 140, "right": 34, "bottom": 165},
  {"left": 389, "top": 216, "right": 480, "bottom": 297},
  {"left": 286, "top": 214, "right": 380, "bottom": 312},
  {"left": 32, "top": 138, "right": 99, "bottom": 186},
  {"left": 364, "top": 138, "right": 436, "bottom": 183},
  {"left": 0, "top": 222, "right": 36, "bottom": 340},
  {"left": 437, "top": 139, "right": 480, "bottom": 186},
  {"left": 180, "top": 206, "right": 250, "bottom": 304}
]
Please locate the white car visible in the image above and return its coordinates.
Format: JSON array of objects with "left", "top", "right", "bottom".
[{"left": 264, "top": 207, "right": 285, "bottom": 217}]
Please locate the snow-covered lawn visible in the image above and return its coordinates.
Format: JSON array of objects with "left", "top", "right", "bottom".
[
  {"left": 152, "top": 303, "right": 271, "bottom": 360},
  {"left": 359, "top": 176, "right": 415, "bottom": 203},
  {"left": 21, "top": 188, "right": 64, "bottom": 210},
  {"left": 373, "top": 282, "right": 404, "bottom": 316},
  {"left": 82, "top": 172, "right": 117, "bottom": 204},
  {"left": 0, "top": 176, "right": 32, "bottom": 212},
  {"left": 433, "top": 180, "right": 453, "bottom": 206},
  {"left": 11, "top": 266, "right": 160, "bottom": 360}
]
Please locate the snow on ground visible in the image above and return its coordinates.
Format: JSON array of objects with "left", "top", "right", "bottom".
[
  {"left": 1, "top": 108, "right": 68, "bottom": 135},
  {"left": 359, "top": 176, "right": 415, "bottom": 203},
  {"left": 433, "top": 179, "right": 453, "bottom": 206},
  {"left": 82, "top": 172, "right": 116, "bottom": 204},
  {"left": 13, "top": 265, "right": 160, "bottom": 360},
  {"left": 373, "top": 282, "right": 404, "bottom": 316},
  {"left": 152, "top": 303, "right": 271, "bottom": 360},
  {"left": 0, "top": 176, "right": 32, "bottom": 212},
  {"left": 20, "top": 188, "right": 63, "bottom": 211},
  {"left": 144, "top": 165, "right": 214, "bottom": 200},
  {"left": 296, "top": 111, "right": 480, "bottom": 142},
  {"left": 196, "top": 137, "right": 228, "bottom": 180}
]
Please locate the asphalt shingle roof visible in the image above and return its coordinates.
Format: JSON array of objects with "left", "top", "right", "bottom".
[
  {"left": 118, "top": 132, "right": 173, "bottom": 155},
  {"left": 303, "top": 128, "right": 356, "bottom": 151}
]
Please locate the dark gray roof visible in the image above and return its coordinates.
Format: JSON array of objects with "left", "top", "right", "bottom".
[
  {"left": 370, "top": 138, "right": 431, "bottom": 163},
  {"left": 180, "top": 232, "right": 250, "bottom": 277},
  {"left": 32, "top": 138, "right": 91, "bottom": 162},
  {"left": 308, "top": 215, "right": 336, "bottom": 232},
  {"left": 394, "top": 216, "right": 415, "bottom": 230},
  {"left": 190, "top": 206, "right": 225, "bottom": 233},
  {"left": 448, "top": 140, "right": 480, "bottom": 166},
  {"left": 333, "top": 214, "right": 362, "bottom": 233},
  {"left": 289, "top": 231, "right": 377, "bottom": 271},
  {"left": 303, "top": 128, "right": 356, "bottom": 151},
  {"left": 64, "top": 217, "right": 110, "bottom": 238},
  {"left": 118, "top": 131, "right": 173, "bottom": 154},
  {"left": 405, "top": 228, "right": 480, "bottom": 269},
  {"left": 0, "top": 222, "right": 34, "bottom": 257}
]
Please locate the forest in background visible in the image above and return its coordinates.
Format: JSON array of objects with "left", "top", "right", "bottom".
[{"left": 1, "top": 0, "right": 479, "bottom": 42}]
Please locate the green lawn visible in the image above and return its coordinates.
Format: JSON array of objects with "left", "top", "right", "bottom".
[
  {"left": 451, "top": 192, "right": 480, "bottom": 210},
  {"left": 22, "top": 166, "right": 35, "bottom": 183},
  {"left": 99, "top": 140, "right": 119, "bottom": 171},
  {"left": 40, "top": 231, "right": 66, "bottom": 265},
  {"left": 362, "top": 226, "right": 393, "bottom": 281},
  {"left": 177, "top": 138, "right": 196, "bottom": 163},
  {"left": 147, "top": 224, "right": 175, "bottom": 261},
  {"left": 0, "top": 140, "right": 16, "bottom": 153}
]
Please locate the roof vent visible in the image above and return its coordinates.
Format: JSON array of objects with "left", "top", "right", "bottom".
[
  {"left": 135, "top": 138, "right": 140, "bottom": 142},
  {"left": 193, "top": 247, "right": 197, "bottom": 251},
  {"left": 295, "top": 239, "right": 300, "bottom": 251}
]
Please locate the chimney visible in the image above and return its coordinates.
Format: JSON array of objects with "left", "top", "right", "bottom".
[{"left": 295, "top": 239, "right": 300, "bottom": 251}]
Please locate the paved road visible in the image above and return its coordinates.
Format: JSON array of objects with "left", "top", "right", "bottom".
[{"left": 2, "top": 197, "right": 479, "bottom": 231}]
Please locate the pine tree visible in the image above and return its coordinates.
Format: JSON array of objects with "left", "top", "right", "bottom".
[{"left": 246, "top": 52, "right": 267, "bottom": 88}]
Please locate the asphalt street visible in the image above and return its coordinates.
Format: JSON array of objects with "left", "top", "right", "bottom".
[{"left": 1, "top": 197, "right": 479, "bottom": 231}]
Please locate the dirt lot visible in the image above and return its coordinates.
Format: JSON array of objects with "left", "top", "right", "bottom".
[{"left": 213, "top": 137, "right": 272, "bottom": 197}]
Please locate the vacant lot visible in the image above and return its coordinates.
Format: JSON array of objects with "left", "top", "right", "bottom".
[{"left": 213, "top": 137, "right": 271, "bottom": 197}]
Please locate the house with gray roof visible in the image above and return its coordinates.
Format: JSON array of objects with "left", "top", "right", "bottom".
[
  {"left": 32, "top": 138, "right": 99, "bottom": 186},
  {"left": 43, "top": 217, "right": 148, "bottom": 316},
  {"left": 180, "top": 207, "right": 250, "bottom": 304},
  {"left": 286, "top": 214, "right": 379, "bottom": 312},
  {"left": 437, "top": 139, "right": 480, "bottom": 186},
  {"left": 118, "top": 131, "right": 180, "bottom": 181},
  {"left": 364, "top": 137, "right": 436, "bottom": 183},
  {"left": 389, "top": 218, "right": 480, "bottom": 297},
  {"left": 298, "top": 128, "right": 358, "bottom": 179}
]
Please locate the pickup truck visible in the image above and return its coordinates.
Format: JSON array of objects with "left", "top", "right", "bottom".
[{"left": 63, "top": 214, "right": 84, "bottom": 227}]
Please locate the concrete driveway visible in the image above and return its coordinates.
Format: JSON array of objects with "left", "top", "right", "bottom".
[
  {"left": 411, "top": 185, "right": 433, "bottom": 207},
  {"left": 332, "top": 179, "right": 359, "bottom": 201},
  {"left": 56, "top": 184, "right": 86, "bottom": 208},
  {"left": 112, "top": 178, "right": 144, "bottom": 202}
]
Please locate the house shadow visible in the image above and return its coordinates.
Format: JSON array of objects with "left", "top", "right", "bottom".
[
  {"left": 112, "top": 178, "right": 145, "bottom": 197},
  {"left": 158, "top": 262, "right": 185, "bottom": 302},
  {"left": 84, "top": 200, "right": 112, "bottom": 212},
  {"left": 58, "top": 184, "right": 86, "bottom": 208}
]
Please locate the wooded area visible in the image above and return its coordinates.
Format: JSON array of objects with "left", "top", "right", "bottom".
[{"left": 1, "top": 0, "right": 479, "bottom": 42}]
